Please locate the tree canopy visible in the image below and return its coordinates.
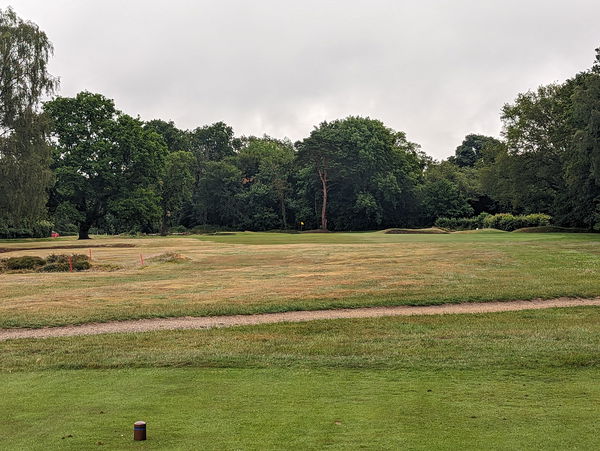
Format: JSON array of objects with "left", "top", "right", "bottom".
[{"left": 297, "top": 117, "right": 423, "bottom": 230}]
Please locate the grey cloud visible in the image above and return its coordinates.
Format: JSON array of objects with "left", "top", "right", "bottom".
[{"left": 6, "top": 0, "right": 600, "bottom": 158}]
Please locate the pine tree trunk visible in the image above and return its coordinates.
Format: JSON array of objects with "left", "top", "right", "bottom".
[
  {"left": 319, "top": 169, "right": 328, "bottom": 231},
  {"left": 280, "top": 196, "right": 287, "bottom": 230}
]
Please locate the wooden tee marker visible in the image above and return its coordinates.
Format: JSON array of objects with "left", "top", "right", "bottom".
[{"left": 133, "top": 421, "right": 146, "bottom": 441}]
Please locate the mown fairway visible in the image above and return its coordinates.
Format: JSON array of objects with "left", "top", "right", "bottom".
[
  {"left": 0, "top": 231, "right": 599, "bottom": 328},
  {"left": 1, "top": 307, "right": 600, "bottom": 449}
]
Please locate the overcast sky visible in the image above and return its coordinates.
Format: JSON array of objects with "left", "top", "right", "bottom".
[{"left": 4, "top": 0, "right": 600, "bottom": 159}]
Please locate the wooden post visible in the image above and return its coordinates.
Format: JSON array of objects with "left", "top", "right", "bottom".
[{"left": 133, "top": 421, "right": 146, "bottom": 441}]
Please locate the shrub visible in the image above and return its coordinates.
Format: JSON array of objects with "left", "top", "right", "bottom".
[
  {"left": 44, "top": 254, "right": 91, "bottom": 271},
  {"left": 521, "top": 214, "right": 552, "bottom": 227},
  {"left": 435, "top": 213, "right": 490, "bottom": 231},
  {"left": 3, "top": 256, "right": 46, "bottom": 270},
  {"left": 483, "top": 213, "right": 551, "bottom": 231},
  {"left": 437, "top": 213, "right": 552, "bottom": 232},
  {"left": 37, "top": 262, "right": 70, "bottom": 272},
  {"left": 31, "top": 220, "right": 53, "bottom": 238},
  {"left": 169, "top": 225, "right": 188, "bottom": 234},
  {"left": 1, "top": 254, "right": 91, "bottom": 272},
  {"left": 483, "top": 213, "right": 515, "bottom": 230},
  {"left": 0, "top": 220, "right": 55, "bottom": 238}
]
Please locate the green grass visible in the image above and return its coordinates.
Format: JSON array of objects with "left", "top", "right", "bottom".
[
  {"left": 3, "top": 367, "right": 599, "bottom": 450},
  {"left": 2, "top": 307, "right": 600, "bottom": 372},
  {"left": 191, "top": 229, "right": 597, "bottom": 245},
  {"left": 2, "top": 307, "right": 600, "bottom": 449}
]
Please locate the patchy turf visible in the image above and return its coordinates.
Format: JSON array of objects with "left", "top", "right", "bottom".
[
  {"left": 0, "top": 231, "right": 599, "bottom": 328},
  {"left": 1, "top": 306, "right": 599, "bottom": 371}
]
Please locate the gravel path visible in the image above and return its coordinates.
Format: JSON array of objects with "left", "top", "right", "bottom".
[{"left": 1, "top": 297, "right": 599, "bottom": 341}]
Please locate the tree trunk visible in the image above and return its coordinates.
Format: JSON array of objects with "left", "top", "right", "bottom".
[
  {"left": 160, "top": 211, "right": 171, "bottom": 236},
  {"left": 280, "top": 195, "right": 287, "bottom": 230},
  {"left": 319, "top": 169, "right": 328, "bottom": 231},
  {"left": 160, "top": 215, "right": 169, "bottom": 236},
  {"left": 78, "top": 222, "right": 91, "bottom": 240}
]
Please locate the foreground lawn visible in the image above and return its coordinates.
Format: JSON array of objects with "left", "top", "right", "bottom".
[
  {"left": 1, "top": 307, "right": 599, "bottom": 449},
  {"left": 0, "top": 231, "right": 599, "bottom": 328},
  {"left": 2, "top": 368, "right": 598, "bottom": 450}
]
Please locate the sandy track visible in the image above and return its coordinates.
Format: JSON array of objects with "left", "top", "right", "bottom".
[{"left": 1, "top": 297, "right": 599, "bottom": 341}]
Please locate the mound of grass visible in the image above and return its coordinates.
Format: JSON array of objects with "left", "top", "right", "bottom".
[
  {"left": 453, "top": 228, "right": 506, "bottom": 234},
  {"left": 384, "top": 227, "right": 449, "bottom": 234},
  {"left": 514, "top": 226, "right": 590, "bottom": 233},
  {"left": 147, "top": 252, "right": 191, "bottom": 263}
]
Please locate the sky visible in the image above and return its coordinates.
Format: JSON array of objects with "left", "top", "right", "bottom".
[{"left": 3, "top": 0, "right": 599, "bottom": 159}]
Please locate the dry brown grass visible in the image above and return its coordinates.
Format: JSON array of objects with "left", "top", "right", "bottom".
[{"left": 0, "top": 232, "right": 599, "bottom": 327}]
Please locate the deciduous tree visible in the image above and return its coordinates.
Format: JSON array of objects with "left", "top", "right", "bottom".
[
  {"left": 0, "top": 7, "right": 57, "bottom": 229},
  {"left": 45, "top": 92, "right": 167, "bottom": 238}
]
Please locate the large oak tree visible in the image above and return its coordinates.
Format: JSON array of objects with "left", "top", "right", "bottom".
[{"left": 45, "top": 92, "right": 167, "bottom": 239}]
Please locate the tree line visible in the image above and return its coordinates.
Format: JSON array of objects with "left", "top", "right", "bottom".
[{"left": 1, "top": 7, "right": 599, "bottom": 238}]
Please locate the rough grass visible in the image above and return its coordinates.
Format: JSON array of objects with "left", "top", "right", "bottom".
[
  {"left": 0, "top": 231, "right": 599, "bottom": 328},
  {"left": 1, "top": 306, "right": 599, "bottom": 372},
  {"left": 513, "top": 226, "right": 589, "bottom": 233},
  {"left": 1, "top": 307, "right": 600, "bottom": 449}
]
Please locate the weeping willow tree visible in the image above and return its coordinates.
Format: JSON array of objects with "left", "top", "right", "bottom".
[{"left": 0, "top": 7, "right": 58, "bottom": 231}]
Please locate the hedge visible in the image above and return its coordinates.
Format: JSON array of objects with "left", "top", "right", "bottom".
[
  {"left": 436, "top": 213, "right": 551, "bottom": 232},
  {"left": 0, "top": 220, "right": 54, "bottom": 239}
]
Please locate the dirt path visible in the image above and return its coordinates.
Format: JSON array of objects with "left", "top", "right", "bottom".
[{"left": 1, "top": 297, "right": 599, "bottom": 341}]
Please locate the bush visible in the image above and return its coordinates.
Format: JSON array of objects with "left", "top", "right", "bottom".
[
  {"left": 1, "top": 254, "right": 91, "bottom": 272},
  {"left": 483, "top": 213, "right": 551, "bottom": 231},
  {"left": 169, "top": 225, "right": 188, "bottom": 234},
  {"left": 435, "top": 213, "right": 490, "bottom": 231},
  {"left": 44, "top": 254, "right": 91, "bottom": 271},
  {"left": 521, "top": 214, "right": 552, "bottom": 227},
  {"left": 31, "top": 220, "right": 53, "bottom": 238},
  {"left": 3, "top": 256, "right": 46, "bottom": 270},
  {"left": 37, "top": 262, "right": 70, "bottom": 272},
  {"left": 0, "top": 220, "right": 55, "bottom": 238},
  {"left": 437, "top": 213, "right": 551, "bottom": 232}
]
